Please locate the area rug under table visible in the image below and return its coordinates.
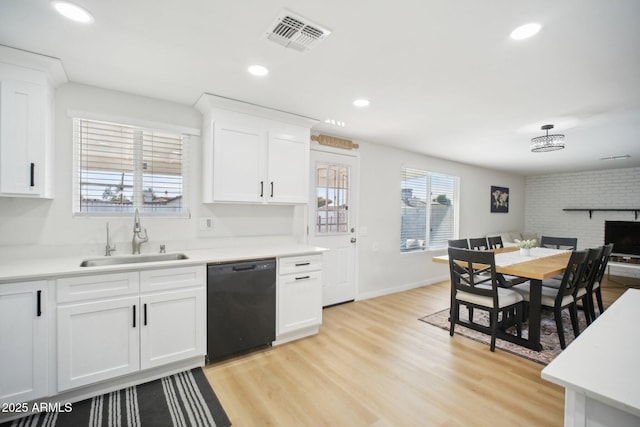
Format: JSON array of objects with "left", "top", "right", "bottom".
[
  {"left": 419, "top": 308, "right": 588, "bottom": 365},
  {"left": 1, "top": 368, "right": 231, "bottom": 427}
]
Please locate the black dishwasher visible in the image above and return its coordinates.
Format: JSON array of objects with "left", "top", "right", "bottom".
[{"left": 206, "top": 258, "right": 276, "bottom": 362}]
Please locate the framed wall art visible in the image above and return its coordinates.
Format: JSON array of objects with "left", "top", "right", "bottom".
[{"left": 491, "top": 186, "right": 509, "bottom": 213}]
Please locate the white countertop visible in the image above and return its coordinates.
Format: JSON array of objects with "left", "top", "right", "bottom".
[
  {"left": 0, "top": 243, "right": 327, "bottom": 283},
  {"left": 541, "top": 288, "right": 640, "bottom": 418}
]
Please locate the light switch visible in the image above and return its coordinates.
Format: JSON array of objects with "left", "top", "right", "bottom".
[{"left": 199, "top": 217, "right": 213, "bottom": 230}]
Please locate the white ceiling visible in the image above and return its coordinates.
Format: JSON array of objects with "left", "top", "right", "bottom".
[{"left": 1, "top": 0, "right": 639, "bottom": 176}]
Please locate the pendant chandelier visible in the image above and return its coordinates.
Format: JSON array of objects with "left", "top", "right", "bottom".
[{"left": 531, "top": 124, "right": 565, "bottom": 152}]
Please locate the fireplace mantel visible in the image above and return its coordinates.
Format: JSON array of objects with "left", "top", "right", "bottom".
[{"left": 562, "top": 208, "right": 640, "bottom": 219}]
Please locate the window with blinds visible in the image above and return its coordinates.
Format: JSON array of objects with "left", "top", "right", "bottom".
[
  {"left": 400, "top": 167, "right": 458, "bottom": 252},
  {"left": 73, "top": 118, "right": 188, "bottom": 216}
]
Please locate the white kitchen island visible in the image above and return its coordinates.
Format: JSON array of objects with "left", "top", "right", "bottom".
[{"left": 542, "top": 288, "right": 640, "bottom": 427}]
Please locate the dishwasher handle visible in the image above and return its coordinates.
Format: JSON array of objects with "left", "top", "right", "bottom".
[{"left": 232, "top": 265, "right": 257, "bottom": 272}]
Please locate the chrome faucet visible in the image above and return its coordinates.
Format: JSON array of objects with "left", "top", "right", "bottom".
[
  {"left": 131, "top": 208, "right": 148, "bottom": 254},
  {"left": 105, "top": 222, "right": 116, "bottom": 256}
]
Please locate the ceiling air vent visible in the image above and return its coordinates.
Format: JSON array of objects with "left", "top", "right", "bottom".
[{"left": 265, "top": 10, "right": 331, "bottom": 53}]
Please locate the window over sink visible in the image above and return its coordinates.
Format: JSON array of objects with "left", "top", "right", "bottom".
[
  {"left": 72, "top": 116, "right": 191, "bottom": 217},
  {"left": 401, "top": 167, "right": 459, "bottom": 252}
]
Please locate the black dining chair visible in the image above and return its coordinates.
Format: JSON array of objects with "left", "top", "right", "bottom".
[
  {"left": 584, "top": 243, "right": 614, "bottom": 321},
  {"left": 511, "top": 250, "right": 589, "bottom": 349},
  {"left": 482, "top": 235, "right": 528, "bottom": 287},
  {"left": 469, "top": 237, "right": 489, "bottom": 250},
  {"left": 543, "top": 247, "right": 602, "bottom": 295},
  {"left": 448, "top": 238, "right": 469, "bottom": 249},
  {"left": 448, "top": 247, "right": 523, "bottom": 352},
  {"left": 574, "top": 247, "right": 604, "bottom": 326},
  {"left": 487, "top": 236, "right": 504, "bottom": 249},
  {"left": 540, "top": 236, "right": 578, "bottom": 250}
]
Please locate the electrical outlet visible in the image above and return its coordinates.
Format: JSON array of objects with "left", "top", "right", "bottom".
[{"left": 199, "top": 217, "right": 213, "bottom": 230}]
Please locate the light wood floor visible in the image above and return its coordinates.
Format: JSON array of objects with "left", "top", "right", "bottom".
[{"left": 203, "top": 277, "right": 636, "bottom": 427}]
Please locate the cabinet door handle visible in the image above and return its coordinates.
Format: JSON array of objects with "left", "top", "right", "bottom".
[
  {"left": 30, "top": 163, "right": 35, "bottom": 187},
  {"left": 144, "top": 303, "right": 147, "bottom": 326},
  {"left": 260, "top": 181, "right": 264, "bottom": 197},
  {"left": 36, "top": 290, "right": 42, "bottom": 317},
  {"left": 270, "top": 181, "right": 274, "bottom": 198},
  {"left": 295, "top": 262, "right": 311, "bottom": 267},
  {"left": 295, "top": 275, "right": 311, "bottom": 280},
  {"left": 133, "top": 305, "right": 136, "bottom": 328}
]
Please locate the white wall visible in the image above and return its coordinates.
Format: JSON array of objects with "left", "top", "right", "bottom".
[
  {"left": 525, "top": 167, "right": 640, "bottom": 277},
  {"left": 525, "top": 167, "right": 640, "bottom": 247},
  {"left": 0, "top": 81, "right": 531, "bottom": 298},
  {"left": 0, "top": 83, "right": 300, "bottom": 257},
  {"left": 356, "top": 141, "right": 526, "bottom": 299}
]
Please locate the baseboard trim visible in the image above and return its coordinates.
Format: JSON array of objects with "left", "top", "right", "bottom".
[{"left": 356, "top": 275, "right": 448, "bottom": 301}]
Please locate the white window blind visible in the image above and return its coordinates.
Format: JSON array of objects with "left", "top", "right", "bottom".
[
  {"left": 401, "top": 167, "right": 458, "bottom": 252},
  {"left": 73, "top": 118, "right": 189, "bottom": 216}
]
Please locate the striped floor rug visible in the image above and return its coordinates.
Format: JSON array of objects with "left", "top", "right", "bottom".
[{"left": 2, "top": 368, "right": 231, "bottom": 427}]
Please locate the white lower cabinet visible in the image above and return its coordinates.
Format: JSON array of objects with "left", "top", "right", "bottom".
[
  {"left": 0, "top": 281, "right": 48, "bottom": 404},
  {"left": 277, "top": 255, "right": 323, "bottom": 339},
  {"left": 56, "top": 266, "right": 205, "bottom": 392},
  {"left": 57, "top": 295, "right": 140, "bottom": 391},
  {"left": 139, "top": 287, "right": 204, "bottom": 370}
]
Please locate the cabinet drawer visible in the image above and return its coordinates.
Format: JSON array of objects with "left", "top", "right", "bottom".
[
  {"left": 57, "top": 272, "right": 139, "bottom": 303},
  {"left": 140, "top": 266, "right": 205, "bottom": 293},
  {"left": 278, "top": 254, "right": 322, "bottom": 275}
]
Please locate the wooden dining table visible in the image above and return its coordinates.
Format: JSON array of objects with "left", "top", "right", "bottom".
[{"left": 432, "top": 246, "right": 572, "bottom": 351}]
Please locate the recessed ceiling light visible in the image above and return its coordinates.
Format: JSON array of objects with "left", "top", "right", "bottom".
[
  {"left": 324, "top": 119, "right": 345, "bottom": 127},
  {"left": 248, "top": 65, "right": 269, "bottom": 76},
  {"left": 510, "top": 23, "right": 541, "bottom": 40},
  {"left": 52, "top": 1, "right": 94, "bottom": 24},
  {"left": 353, "top": 99, "right": 370, "bottom": 107}
]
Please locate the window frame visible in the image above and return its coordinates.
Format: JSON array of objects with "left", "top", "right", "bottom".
[
  {"left": 315, "top": 161, "right": 351, "bottom": 235},
  {"left": 400, "top": 166, "right": 460, "bottom": 253},
  {"left": 70, "top": 111, "right": 198, "bottom": 218}
]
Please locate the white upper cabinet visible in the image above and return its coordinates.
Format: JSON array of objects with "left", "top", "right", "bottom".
[
  {"left": 196, "top": 94, "right": 316, "bottom": 204},
  {"left": 0, "top": 80, "right": 45, "bottom": 195},
  {"left": 212, "top": 122, "right": 266, "bottom": 203},
  {"left": 0, "top": 46, "right": 67, "bottom": 198},
  {"left": 267, "top": 133, "right": 309, "bottom": 203}
]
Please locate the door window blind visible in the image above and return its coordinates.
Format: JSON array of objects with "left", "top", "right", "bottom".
[
  {"left": 401, "top": 167, "right": 458, "bottom": 252},
  {"left": 74, "top": 118, "right": 188, "bottom": 216}
]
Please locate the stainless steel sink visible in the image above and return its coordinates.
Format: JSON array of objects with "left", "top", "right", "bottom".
[{"left": 80, "top": 253, "right": 188, "bottom": 267}]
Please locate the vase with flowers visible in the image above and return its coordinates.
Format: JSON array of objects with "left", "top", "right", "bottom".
[{"left": 515, "top": 239, "right": 536, "bottom": 256}]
